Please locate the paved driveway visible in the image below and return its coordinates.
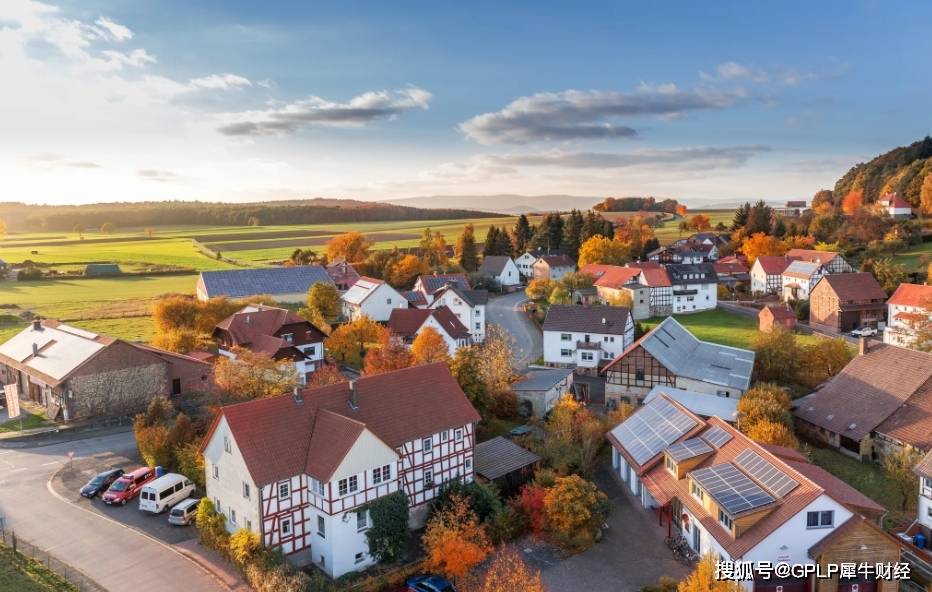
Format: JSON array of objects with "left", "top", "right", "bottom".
[
  {"left": 0, "top": 431, "right": 226, "bottom": 592},
  {"left": 487, "top": 291, "right": 542, "bottom": 371},
  {"left": 532, "top": 466, "right": 690, "bottom": 591}
]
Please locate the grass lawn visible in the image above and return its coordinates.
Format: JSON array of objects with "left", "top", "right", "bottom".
[
  {"left": 653, "top": 210, "right": 735, "bottom": 245},
  {"left": 0, "top": 545, "right": 78, "bottom": 592},
  {"left": 892, "top": 240, "right": 932, "bottom": 272},
  {"left": 0, "top": 411, "right": 51, "bottom": 433},
  {"left": 642, "top": 308, "right": 822, "bottom": 350}
]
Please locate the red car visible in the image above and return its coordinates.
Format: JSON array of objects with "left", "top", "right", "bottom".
[{"left": 101, "top": 467, "right": 155, "bottom": 505}]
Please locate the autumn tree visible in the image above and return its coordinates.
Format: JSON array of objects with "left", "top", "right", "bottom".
[
  {"left": 870, "top": 257, "right": 908, "bottom": 294},
  {"left": 100, "top": 221, "right": 115, "bottom": 234},
  {"left": 679, "top": 554, "right": 745, "bottom": 592},
  {"left": 306, "top": 364, "right": 348, "bottom": 387},
  {"left": 363, "top": 331, "right": 414, "bottom": 376},
  {"left": 214, "top": 347, "right": 299, "bottom": 401},
  {"left": 841, "top": 189, "right": 864, "bottom": 215},
  {"left": 883, "top": 446, "right": 923, "bottom": 511},
  {"left": 479, "top": 546, "right": 545, "bottom": 592},
  {"left": 73, "top": 222, "right": 86, "bottom": 237},
  {"left": 152, "top": 295, "right": 242, "bottom": 353},
  {"left": 451, "top": 345, "right": 492, "bottom": 417},
  {"left": 388, "top": 254, "right": 428, "bottom": 288},
  {"left": 740, "top": 232, "right": 786, "bottom": 265},
  {"left": 420, "top": 228, "right": 449, "bottom": 267},
  {"left": 325, "top": 316, "right": 384, "bottom": 367},
  {"left": 753, "top": 327, "right": 803, "bottom": 383},
  {"left": 544, "top": 475, "right": 609, "bottom": 551},
  {"left": 921, "top": 174, "right": 932, "bottom": 216},
  {"left": 745, "top": 419, "right": 799, "bottom": 449},
  {"left": 675, "top": 204, "right": 688, "bottom": 216},
  {"left": 799, "top": 339, "right": 853, "bottom": 388},
  {"left": 737, "top": 383, "right": 793, "bottom": 433},
  {"left": 455, "top": 224, "right": 480, "bottom": 272},
  {"left": 577, "top": 235, "right": 628, "bottom": 266},
  {"left": 422, "top": 494, "right": 492, "bottom": 583},
  {"left": 305, "top": 282, "right": 342, "bottom": 323},
  {"left": 525, "top": 279, "right": 557, "bottom": 302},
  {"left": 478, "top": 324, "right": 517, "bottom": 394},
  {"left": 688, "top": 213, "right": 712, "bottom": 232},
  {"left": 326, "top": 231, "right": 372, "bottom": 263},
  {"left": 411, "top": 327, "right": 451, "bottom": 365}
]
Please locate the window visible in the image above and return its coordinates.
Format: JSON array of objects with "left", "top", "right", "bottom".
[
  {"left": 561, "top": 333, "right": 572, "bottom": 341},
  {"left": 665, "top": 455, "right": 677, "bottom": 474},
  {"left": 441, "top": 430, "right": 449, "bottom": 442},
  {"left": 348, "top": 475, "right": 358, "bottom": 492},
  {"left": 317, "top": 515, "right": 325, "bottom": 537},
  {"left": 806, "top": 511, "right": 834, "bottom": 528},
  {"left": 423, "top": 437, "right": 432, "bottom": 453},
  {"left": 581, "top": 352, "right": 594, "bottom": 361},
  {"left": 386, "top": 298, "right": 392, "bottom": 304},
  {"left": 373, "top": 464, "right": 392, "bottom": 484},
  {"left": 354, "top": 552, "right": 365, "bottom": 564},
  {"left": 311, "top": 478, "right": 325, "bottom": 496},
  {"left": 281, "top": 517, "right": 292, "bottom": 536},
  {"left": 424, "top": 469, "right": 434, "bottom": 488},
  {"left": 245, "top": 519, "right": 252, "bottom": 531},
  {"left": 224, "top": 436, "right": 231, "bottom": 453},
  {"left": 465, "top": 457, "right": 472, "bottom": 471},
  {"left": 635, "top": 369, "right": 645, "bottom": 381},
  {"left": 339, "top": 479, "right": 348, "bottom": 496},
  {"left": 475, "top": 322, "right": 480, "bottom": 330},
  {"left": 242, "top": 482, "right": 250, "bottom": 499},
  {"left": 718, "top": 509, "right": 732, "bottom": 529},
  {"left": 282, "top": 333, "right": 294, "bottom": 343},
  {"left": 278, "top": 481, "right": 290, "bottom": 499},
  {"left": 356, "top": 510, "right": 367, "bottom": 532},
  {"left": 455, "top": 429, "right": 463, "bottom": 441},
  {"left": 230, "top": 509, "right": 237, "bottom": 524},
  {"left": 307, "top": 345, "right": 316, "bottom": 356},
  {"left": 602, "top": 351, "right": 612, "bottom": 360},
  {"left": 214, "top": 498, "right": 221, "bottom": 513},
  {"left": 560, "top": 348, "right": 572, "bottom": 357},
  {"left": 212, "top": 464, "right": 219, "bottom": 479},
  {"left": 172, "top": 378, "right": 182, "bottom": 395},
  {"left": 691, "top": 481, "right": 704, "bottom": 501}
]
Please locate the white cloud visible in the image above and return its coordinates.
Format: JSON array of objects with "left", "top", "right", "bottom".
[
  {"left": 189, "top": 73, "right": 252, "bottom": 90},
  {"left": 459, "top": 85, "right": 747, "bottom": 145},
  {"left": 700, "top": 61, "right": 769, "bottom": 83},
  {"left": 216, "top": 87, "right": 432, "bottom": 136},
  {"left": 100, "top": 48, "right": 156, "bottom": 69},
  {"left": 94, "top": 16, "right": 133, "bottom": 42}
]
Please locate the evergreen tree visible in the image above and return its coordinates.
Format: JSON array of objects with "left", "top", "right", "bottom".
[
  {"left": 745, "top": 200, "right": 774, "bottom": 235},
  {"left": 494, "top": 227, "right": 513, "bottom": 255},
  {"left": 513, "top": 214, "right": 533, "bottom": 254},
  {"left": 560, "top": 209, "right": 584, "bottom": 259},
  {"left": 483, "top": 226, "right": 500, "bottom": 257},
  {"left": 547, "top": 213, "right": 565, "bottom": 253},
  {"left": 582, "top": 211, "right": 613, "bottom": 240},
  {"left": 455, "top": 224, "right": 479, "bottom": 271},
  {"left": 732, "top": 202, "right": 750, "bottom": 231}
]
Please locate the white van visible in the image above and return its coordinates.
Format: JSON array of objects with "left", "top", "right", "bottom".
[
  {"left": 139, "top": 473, "right": 194, "bottom": 514},
  {"left": 168, "top": 498, "right": 201, "bottom": 526}
]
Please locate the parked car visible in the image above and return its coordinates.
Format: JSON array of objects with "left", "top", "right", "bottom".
[
  {"left": 80, "top": 468, "right": 124, "bottom": 498},
  {"left": 102, "top": 467, "right": 155, "bottom": 505},
  {"left": 139, "top": 473, "right": 195, "bottom": 514},
  {"left": 851, "top": 327, "right": 877, "bottom": 337},
  {"left": 167, "top": 498, "right": 201, "bottom": 526},
  {"left": 406, "top": 575, "right": 456, "bottom": 592}
]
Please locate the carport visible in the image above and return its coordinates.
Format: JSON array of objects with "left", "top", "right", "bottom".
[{"left": 474, "top": 436, "right": 542, "bottom": 495}]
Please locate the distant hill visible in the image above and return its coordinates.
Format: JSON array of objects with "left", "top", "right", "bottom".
[
  {"left": 833, "top": 136, "right": 932, "bottom": 205},
  {"left": 0, "top": 198, "right": 505, "bottom": 232},
  {"left": 384, "top": 194, "right": 605, "bottom": 214}
]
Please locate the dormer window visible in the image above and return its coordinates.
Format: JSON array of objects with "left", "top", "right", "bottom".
[
  {"left": 665, "top": 455, "right": 677, "bottom": 475},
  {"left": 282, "top": 333, "right": 294, "bottom": 343},
  {"left": 690, "top": 481, "right": 704, "bottom": 502},
  {"left": 718, "top": 509, "right": 733, "bottom": 529}
]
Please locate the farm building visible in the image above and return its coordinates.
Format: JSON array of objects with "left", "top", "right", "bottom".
[
  {"left": 532, "top": 254, "right": 576, "bottom": 281},
  {"left": 84, "top": 263, "right": 121, "bottom": 276},
  {"left": 759, "top": 304, "right": 797, "bottom": 332},
  {"left": 809, "top": 273, "right": 887, "bottom": 333},
  {"left": 196, "top": 266, "right": 334, "bottom": 303},
  {"left": 325, "top": 260, "right": 360, "bottom": 291},
  {"left": 511, "top": 366, "right": 575, "bottom": 417},
  {"left": 474, "top": 436, "right": 541, "bottom": 495}
]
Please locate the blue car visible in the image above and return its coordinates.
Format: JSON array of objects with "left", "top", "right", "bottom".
[{"left": 406, "top": 575, "right": 456, "bottom": 592}]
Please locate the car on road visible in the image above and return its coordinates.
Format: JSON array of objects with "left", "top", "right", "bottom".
[
  {"left": 406, "top": 575, "right": 456, "bottom": 592},
  {"left": 139, "top": 473, "right": 195, "bottom": 514},
  {"left": 850, "top": 327, "right": 878, "bottom": 337},
  {"left": 102, "top": 466, "right": 155, "bottom": 505},
  {"left": 80, "top": 468, "right": 125, "bottom": 498},
  {"left": 168, "top": 498, "right": 201, "bottom": 526}
]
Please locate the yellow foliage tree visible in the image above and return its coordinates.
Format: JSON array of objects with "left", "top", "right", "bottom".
[
  {"left": 213, "top": 347, "right": 298, "bottom": 401},
  {"left": 740, "top": 232, "right": 786, "bottom": 265},
  {"left": 306, "top": 282, "right": 342, "bottom": 323},
  {"left": 543, "top": 475, "right": 608, "bottom": 551},
  {"left": 326, "top": 231, "right": 372, "bottom": 263},
  {"left": 411, "top": 327, "right": 451, "bottom": 365},
  {"left": 679, "top": 554, "right": 745, "bottom": 592},
  {"left": 326, "top": 316, "right": 385, "bottom": 366},
  {"left": 422, "top": 494, "right": 492, "bottom": 583},
  {"left": 921, "top": 174, "right": 932, "bottom": 215},
  {"left": 577, "top": 235, "right": 629, "bottom": 266},
  {"left": 388, "top": 254, "right": 428, "bottom": 288},
  {"left": 478, "top": 546, "right": 545, "bottom": 592},
  {"left": 745, "top": 419, "right": 799, "bottom": 449}
]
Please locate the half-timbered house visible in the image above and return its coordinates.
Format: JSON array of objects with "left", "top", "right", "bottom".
[{"left": 200, "top": 363, "right": 480, "bottom": 578}]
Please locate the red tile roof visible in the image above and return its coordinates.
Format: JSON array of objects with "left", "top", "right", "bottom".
[
  {"left": 760, "top": 305, "right": 796, "bottom": 321},
  {"left": 538, "top": 254, "right": 576, "bottom": 268},
  {"left": 888, "top": 283, "right": 932, "bottom": 308},
  {"left": 785, "top": 249, "right": 839, "bottom": 266},
  {"left": 816, "top": 273, "right": 887, "bottom": 302},
  {"left": 387, "top": 306, "right": 470, "bottom": 340},
  {"left": 592, "top": 266, "right": 642, "bottom": 289},
  {"left": 215, "top": 305, "right": 323, "bottom": 347},
  {"left": 637, "top": 266, "right": 672, "bottom": 287},
  {"left": 880, "top": 193, "right": 912, "bottom": 209},
  {"left": 714, "top": 259, "right": 750, "bottom": 275},
  {"left": 204, "top": 363, "right": 480, "bottom": 486},
  {"left": 754, "top": 255, "right": 795, "bottom": 275}
]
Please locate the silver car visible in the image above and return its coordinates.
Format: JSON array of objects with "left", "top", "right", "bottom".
[{"left": 167, "top": 497, "right": 200, "bottom": 526}]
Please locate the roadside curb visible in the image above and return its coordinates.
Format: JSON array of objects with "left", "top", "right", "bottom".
[
  {"left": 45, "top": 465, "right": 239, "bottom": 592},
  {"left": 0, "top": 425, "right": 134, "bottom": 449}
]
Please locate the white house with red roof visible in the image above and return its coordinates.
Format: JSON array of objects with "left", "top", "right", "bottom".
[
  {"left": 784, "top": 249, "right": 853, "bottom": 274},
  {"left": 750, "top": 256, "right": 795, "bottom": 295},
  {"left": 878, "top": 192, "right": 913, "bottom": 219},
  {"left": 884, "top": 283, "right": 932, "bottom": 349},
  {"left": 608, "top": 395, "right": 885, "bottom": 591},
  {"left": 200, "top": 364, "right": 480, "bottom": 578},
  {"left": 579, "top": 264, "right": 650, "bottom": 319},
  {"left": 341, "top": 277, "right": 408, "bottom": 322},
  {"left": 629, "top": 262, "right": 673, "bottom": 316}
]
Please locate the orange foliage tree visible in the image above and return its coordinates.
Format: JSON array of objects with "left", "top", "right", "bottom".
[
  {"left": 478, "top": 546, "right": 545, "bottom": 592},
  {"left": 517, "top": 483, "right": 548, "bottom": 535},
  {"left": 326, "top": 231, "right": 372, "bottom": 263},
  {"left": 675, "top": 204, "right": 688, "bottom": 216},
  {"left": 688, "top": 213, "right": 712, "bottom": 231},
  {"left": 411, "top": 327, "right": 452, "bottom": 365},
  {"left": 740, "top": 232, "right": 786, "bottom": 264},
  {"left": 306, "top": 364, "right": 348, "bottom": 388},
  {"left": 744, "top": 419, "right": 799, "bottom": 449},
  {"left": 325, "top": 316, "right": 384, "bottom": 366},
  {"left": 213, "top": 347, "right": 298, "bottom": 401},
  {"left": 363, "top": 331, "right": 414, "bottom": 375},
  {"left": 841, "top": 189, "right": 864, "bottom": 214},
  {"left": 422, "top": 494, "right": 492, "bottom": 583},
  {"left": 543, "top": 475, "right": 609, "bottom": 551},
  {"left": 388, "top": 254, "right": 429, "bottom": 289}
]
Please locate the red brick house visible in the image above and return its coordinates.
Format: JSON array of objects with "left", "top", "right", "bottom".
[
  {"left": 809, "top": 273, "right": 887, "bottom": 333},
  {"left": 759, "top": 305, "right": 797, "bottom": 332}
]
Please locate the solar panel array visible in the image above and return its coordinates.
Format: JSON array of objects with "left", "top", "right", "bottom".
[
  {"left": 616, "top": 397, "right": 698, "bottom": 465},
  {"left": 666, "top": 437, "right": 713, "bottom": 462},
  {"left": 702, "top": 425, "right": 733, "bottom": 448},
  {"left": 735, "top": 449, "right": 799, "bottom": 498},
  {"left": 690, "top": 463, "right": 775, "bottom": 515}
]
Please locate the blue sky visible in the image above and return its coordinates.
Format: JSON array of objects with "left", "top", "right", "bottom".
[{"left": 3, "top": 0, "right": 931, "bottom": 206}]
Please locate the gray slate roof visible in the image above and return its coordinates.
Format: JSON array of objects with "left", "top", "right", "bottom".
[
  {"left": 665, "top": 263, "right": 718, "bottom": 285},
  {"left": 474, "top": 436, "right": 542, "bottom": 480},
  {"left": 512, "top": 367, "right": 574, "bottom": 392},
  {"left": 478, "top": 255, "right": 513, "bottom": 275},
  {"left": 632, "top": 317, "right": 754, "bottom": 391},
  {"left": 643, "top": 386, "right": 738, "bottom": 422},
  {"left": 199, "top": 265, "right": 333, "bottom": 298},
  {"left": 542, "top": 304, "right": 630, "bottom": 335}
]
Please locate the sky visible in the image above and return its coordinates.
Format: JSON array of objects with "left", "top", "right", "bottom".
[{"left": 2, "top": 0, "right": 932, "bottom": 207}]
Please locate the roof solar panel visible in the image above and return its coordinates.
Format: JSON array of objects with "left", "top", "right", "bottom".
[
  {"left": 691, "top": 463, "right": 775, "bottom": 515},
  {"left": 666, "top": 437, "right": 713, "bottom": 462},
  {"left": 702, "top": 425, "right": 732, "bottom": 448},
  {"left": 734, "top": 449, "right": 799, "bottom": 498},
  {"left": 616, "top": 397, "right": 699, "bottom": 465}
]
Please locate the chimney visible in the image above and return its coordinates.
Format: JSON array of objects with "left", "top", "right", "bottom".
[
  {"left": 245, "top": 314, "right": 250, "bottom": 324},
  {"left": 292, "top": 386, "right": 303, "bottom": 405},
  {"left": 32, "top": 319, "right": 41, "bottom": 331},
  {"left": 32, "top": 343, "right": 39, "bottom": 357},
  {"left": 858, "top": 336, "right": 869, "bottom": 356},
  {"left": 348, "top": 380, "right": 358, "bottom": 411},
  {"left": 601, "top": 317, "right": 607, "bottom": 325}
]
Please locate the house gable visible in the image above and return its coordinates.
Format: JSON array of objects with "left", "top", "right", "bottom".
[{"left": 329, "top": 428, "right": 399, "bottom": 483}]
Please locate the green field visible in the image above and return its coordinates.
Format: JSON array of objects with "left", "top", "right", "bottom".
[
  {"left": 652, "top": 210, "right": 734, "bottom": 245},
  {"left": 892, "top": 240, "right": 932, "bottom": 271},
  {"left": 643, "top": 308, "right": 822, "bottom": 350},
  {"left": 0, "top": 544, "right": 77, "bottom": 592}
]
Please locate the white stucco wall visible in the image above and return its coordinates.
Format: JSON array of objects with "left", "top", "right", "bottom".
[{"left": 203, "top": 417, "right": 261, "bottom": 535}]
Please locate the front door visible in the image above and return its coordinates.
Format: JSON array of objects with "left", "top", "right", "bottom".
[{"left": 692, "top": 524, "right": 700, "bottom": 551}]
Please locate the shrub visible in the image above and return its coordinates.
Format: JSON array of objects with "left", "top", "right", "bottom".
[
  {"left": 432, "top": 480, "right": 502, "bottom": 523},
  {"left": 486, "top": 502, "right": 528, "bottom": 544},
  {"left": 175, "top": 442, "right": 205, "bottom": 489},
  {"left": 228, "top": 529, "right": 261, "bottom": 566},
  {"left": 364, "top": 491, "right": 411, "bottom": 563},
  {"left": 489, "top": 390, "right": 519, "bottom": 419},
  {"left": 195, "top": 498, "right": 229, "bottom": 552},
  {"left": 516, "top": 483, "right": 548, "bottom": 535}
]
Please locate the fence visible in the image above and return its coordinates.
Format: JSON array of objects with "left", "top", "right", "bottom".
[{"left": 0, "top": 527, "right": 108, "bottom": 592}]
